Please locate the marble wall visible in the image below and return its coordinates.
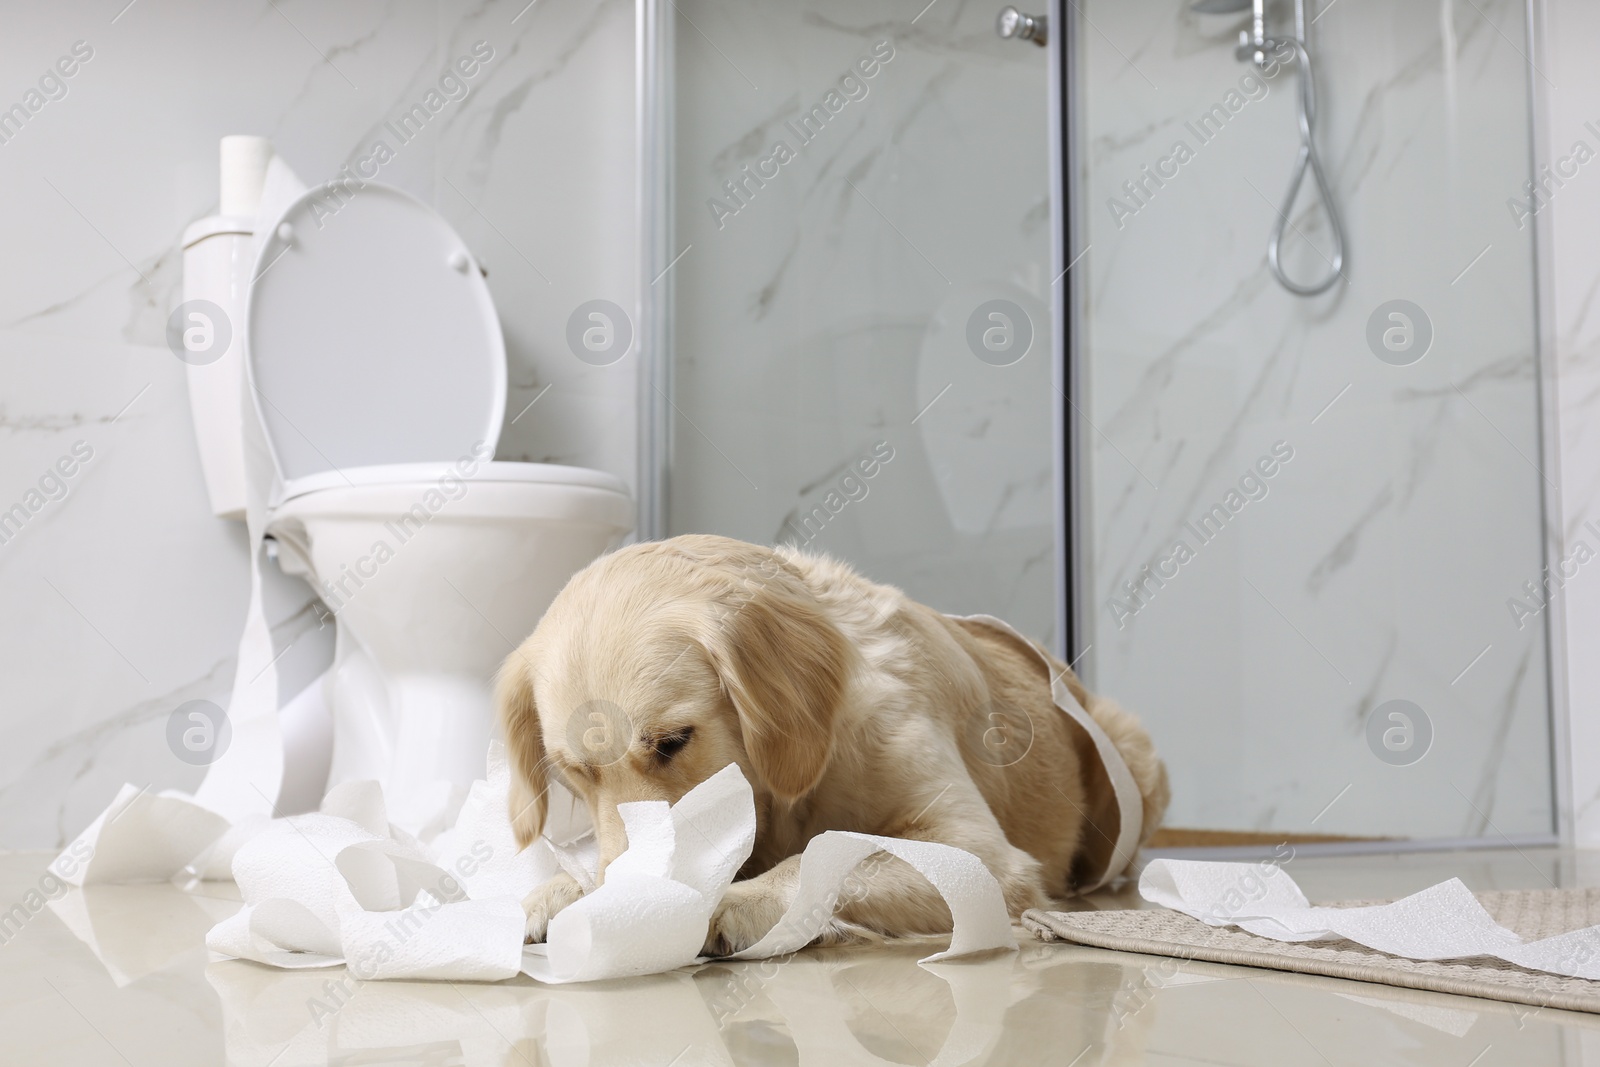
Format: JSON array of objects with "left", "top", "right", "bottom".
[
  {"left": 663, "top": 0, "right": 1060, "bottom": 644},
  {"left": 1077, "top": 0, "right": 1555, "bottom": 839},
  {"left": 0, "top": 0, "right": 637, "bottom": 848}
]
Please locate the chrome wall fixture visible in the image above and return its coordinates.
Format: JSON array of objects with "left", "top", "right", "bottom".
[
  {"left": 1195, "top": 0, "right": 1346, "bottom": 295},
  {"left": 996, "top": 6, "right": 1048, "bottom": 47}
]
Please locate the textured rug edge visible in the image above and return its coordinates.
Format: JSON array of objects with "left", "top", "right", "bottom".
[{"left": 1021, "top": 909, "right": 1600, "bottom": 1016}]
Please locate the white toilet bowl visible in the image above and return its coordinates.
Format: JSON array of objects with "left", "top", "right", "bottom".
[
  {"left": 266, "top": 461, "right": 631, "bottom": 824},
  {"left": 182, "top": 156, "right": 632, "bottom": 828}
]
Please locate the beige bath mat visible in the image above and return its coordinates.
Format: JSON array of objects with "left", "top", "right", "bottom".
[{"left": 1023, "top": 888, "right": 1600, "bottom": 1015}]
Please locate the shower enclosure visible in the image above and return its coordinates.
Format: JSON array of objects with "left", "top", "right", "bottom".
[{"left": 640, "top": 0, "right": 1559, "bottom": 848}]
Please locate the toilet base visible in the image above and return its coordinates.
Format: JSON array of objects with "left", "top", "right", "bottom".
[{"left": 325, "top": 639, "right": 492, "bottom": 837}]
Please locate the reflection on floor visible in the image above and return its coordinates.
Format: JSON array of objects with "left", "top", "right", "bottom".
[{"left": 2, "top": 847, "right": 1599, "bottom": 1065}]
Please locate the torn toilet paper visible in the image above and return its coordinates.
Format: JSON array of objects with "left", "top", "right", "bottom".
[
  {"left": 195, "top": 152, "right": 331, "bottom": 826},
  {"left": 55, "top": 784, "right": 230, "bottom": 887},
  {"left": 210, "top": 749, "right": 1013, "bottom": 982},
  {"left": 1142, "top": 858, "right": 1600, "bottom": 980},
  {"left": 54, "top": 744, "right": 1014, "bottom": 983}
]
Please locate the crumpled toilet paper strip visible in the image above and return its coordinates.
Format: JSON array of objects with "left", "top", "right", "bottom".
[
  {"left": 524, "top": 763, "right": 1016, "bottom": 982},
  {"left": 1141, "top": 859, "right": 1600, "bottom": 980},
  {"left": 521, "top": 762, "right": 756, "bottom": 983},
  {"left": 55, "top": 784, "right": 231, "bottom": 887},
  {"left": 206, "top": 747, "right": 560, "bottom": 980},
  {"left": 199, "top": 747, "right": 1014, "bottom": 984},
  {"left": 730, "top": 832, "right": 1015, "bottom": 962}
]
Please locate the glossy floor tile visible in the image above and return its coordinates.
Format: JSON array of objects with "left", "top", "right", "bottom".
[{"left": 3, "top": 847, "right": 1599, "bottom": 1065}]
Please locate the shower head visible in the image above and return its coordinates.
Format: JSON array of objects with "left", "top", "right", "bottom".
[{"left": 1190, "top": 0, "right": 1251, "bottom": 12}]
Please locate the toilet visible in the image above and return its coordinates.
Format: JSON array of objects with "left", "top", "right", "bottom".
[{"left": 181, "top": 150, "right": 632, "bottom": 830}]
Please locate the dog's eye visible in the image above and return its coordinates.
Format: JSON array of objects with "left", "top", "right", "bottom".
[{"left": 652, "top": 727, "right": 693, "bottom": 761}]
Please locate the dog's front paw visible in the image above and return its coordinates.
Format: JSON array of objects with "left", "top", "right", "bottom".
[
  {"left": 703, "top": 879, "right": 789, "bottom": 957},
  {"left": 523, "top": 872, "right": 586, "bottom": 944}
]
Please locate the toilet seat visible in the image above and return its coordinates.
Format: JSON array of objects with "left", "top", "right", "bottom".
[
  {"left": 244, "top": 182, "right": 506, "bottom": 486},
  {"left": 269, "top": 461, "right": 634, "bottom": 531},
  {"left": 277, "top": 460, "right": 630, "bottom": 504}
]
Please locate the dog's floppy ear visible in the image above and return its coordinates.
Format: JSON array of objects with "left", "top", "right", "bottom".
[
  {"left": 701, "top": 562, "right": 852, "bottom": 800},
  {"left": 494, "top": 649, "right": 547, "bottom": 848}
]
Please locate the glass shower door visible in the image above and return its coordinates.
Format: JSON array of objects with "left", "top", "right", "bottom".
[
  {"left": 654, "top": 0, "right": 1062, "bottom": 643},
  {"left": 1069, "top": 0, "right": 1555, "bottom": 845}
]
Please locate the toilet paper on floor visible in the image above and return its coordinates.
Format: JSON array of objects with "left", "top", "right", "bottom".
[
  {"left": 727, "top": 832, "right": 1016, "bottom": 963},
  {"left": 515, "top": 761, "right": 1016, "bottom": 982},
  {"left": 53, "top": 784, "right": 231, "bottom": 887},
  {"left": 1141, "top": 858, "right": 1600, "bottom": 981},
  {"left": 197, "top": 745, "right": 1014, "bottom": 983},
  {"left": 206, "top": 745, "right": 561, "bottom": 981}
]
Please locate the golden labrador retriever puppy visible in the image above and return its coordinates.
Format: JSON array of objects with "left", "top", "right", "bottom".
[{"left": 496, "top": 534, "right": 1168, "bottom": 954}]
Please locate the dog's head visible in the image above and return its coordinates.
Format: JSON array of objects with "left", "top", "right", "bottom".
[{"left": 494, "top": 535, "right": 856, "bottom": 872}]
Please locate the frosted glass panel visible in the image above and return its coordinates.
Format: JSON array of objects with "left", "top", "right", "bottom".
[
  {"left": 664, "top": 1, "right": 1059, "bottom": 641},
  {"left": 1074, "top": 1, "right": 1553, "bottom": 841}
]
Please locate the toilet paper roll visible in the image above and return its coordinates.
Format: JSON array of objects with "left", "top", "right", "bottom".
[
  {"left": 219, "top": 135, "right": 274, "bottom": 217},
  {"left": 1141, "top": 858, "right": 1600, "bottom": 981}
]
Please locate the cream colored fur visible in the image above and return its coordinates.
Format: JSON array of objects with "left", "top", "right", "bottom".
[{"left": 494, "top": 534, "right": 1169, "bottom": 954}]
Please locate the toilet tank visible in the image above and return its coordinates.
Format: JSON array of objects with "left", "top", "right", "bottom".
[{"left": 179, "top": 216, "right": 254, "bottom": 520}]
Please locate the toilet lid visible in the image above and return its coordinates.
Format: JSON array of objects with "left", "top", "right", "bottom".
[{"left": 245, "top": 183, "right": 506, "bottom": 483}]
